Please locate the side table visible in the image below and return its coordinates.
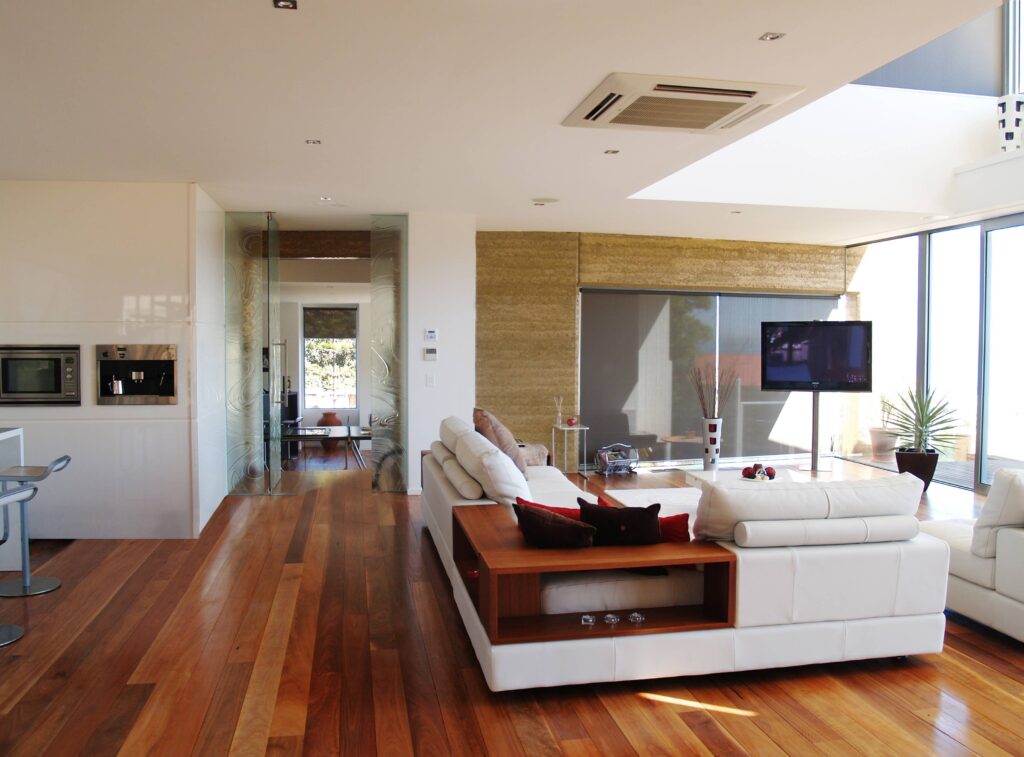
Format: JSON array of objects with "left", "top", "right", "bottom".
[{"left": 551, "top": 424, "right": 588, "bottom": 473}]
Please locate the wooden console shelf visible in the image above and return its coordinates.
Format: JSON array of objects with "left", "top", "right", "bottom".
[{"left": 452, "top": 505, "right": 736, "bottom": 644}]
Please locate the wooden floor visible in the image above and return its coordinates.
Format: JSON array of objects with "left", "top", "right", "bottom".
[{"left": 0, "top": 465, "right": 1021, "bottom": 755}]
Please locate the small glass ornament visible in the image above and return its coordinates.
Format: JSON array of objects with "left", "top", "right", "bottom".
[
  {"left": 603, "top": 613, "right": 620, "bottom": 625},
  {"left": 628, "top": 611, "right": 645, "bottom": 623},
  {"left": 581, "top": 614, "right": 596, "bottom": 625}
]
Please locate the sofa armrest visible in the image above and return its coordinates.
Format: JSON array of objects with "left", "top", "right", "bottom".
[{"left": 996, "top": 527, "right": 1024, "bottom": 603}]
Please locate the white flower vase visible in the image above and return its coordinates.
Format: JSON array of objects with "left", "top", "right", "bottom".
[{"left": 702, "top": 417, "right": 722, "bottom": 471}]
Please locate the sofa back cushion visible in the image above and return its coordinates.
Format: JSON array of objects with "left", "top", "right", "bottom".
[
  {"left": 442, "top": 458, "right": 485, "bottom": 500},
  {"left": 454, "top": 429, "right": 531, "bottom": 505},
  {"left": 474, "top": 408, "right": 527, "bottom": 473},
  {"left": 430, "top": 440, "right": 455, "bottom": 466},
  {"left": 440, "top": 416, "right": 474, "bottom": 452},
  {"left": 694, "top": 473, "right": 924, "bottom": 542},
  {"left": 972, "top": 468, "right": 1024, "bottom": 557}
]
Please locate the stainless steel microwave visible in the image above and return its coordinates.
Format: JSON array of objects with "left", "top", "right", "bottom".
[{"left": 0, "top": 346, "right": 81, "bottom": 405}]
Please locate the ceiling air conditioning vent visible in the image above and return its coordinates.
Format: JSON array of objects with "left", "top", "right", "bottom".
[{"left": 563, "top": 73, "right": 803, "bottom": 133}]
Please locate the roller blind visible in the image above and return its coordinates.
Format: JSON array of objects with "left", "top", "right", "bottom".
[{"left": 304, "top": 307, "right": 357, "bottom": 339}]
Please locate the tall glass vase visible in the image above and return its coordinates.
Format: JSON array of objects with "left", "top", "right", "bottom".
[{"left": 702, "top": 417, "right": 722, "bottom": 471}]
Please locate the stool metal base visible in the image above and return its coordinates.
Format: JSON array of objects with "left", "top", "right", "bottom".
[
  {"left": 0, "top": 624, "right": 24, "bottom": 647},
  {"left": 0, "top": 576, "right": 61, "bottom": 597}
]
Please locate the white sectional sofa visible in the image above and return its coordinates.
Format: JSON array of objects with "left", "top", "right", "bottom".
[
  {"left": 423, "top": 417, "right": 951, "bottom": 691},
  {"left": 920, "top": 468, "right": 1024, "bottom": 643}
]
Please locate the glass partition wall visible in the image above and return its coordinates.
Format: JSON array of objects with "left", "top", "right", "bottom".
[{"left": 580, "top": 290, "right": 838, "bottom": 467}]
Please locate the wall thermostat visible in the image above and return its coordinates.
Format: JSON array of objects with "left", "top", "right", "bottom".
[{"left": 423, "top": 347, "right": 438, "bottom": 361}]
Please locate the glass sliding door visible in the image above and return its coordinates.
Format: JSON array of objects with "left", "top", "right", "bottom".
[
  {"left": 266, "top": 214, "right": 283, "bottom": 493},
  {"left": 928, "top": 226, "right": 981, "bottom": 488},
  {"left": 981, "top": 221, "right": 1024, "bottom": 483},
  {"left": 838, "top": 237, "right": 919, "bottom": 466}
]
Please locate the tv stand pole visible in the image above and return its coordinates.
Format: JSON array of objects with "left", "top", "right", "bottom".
[{"left": 810, "top": 390, "right": 820, "bottom": 473}]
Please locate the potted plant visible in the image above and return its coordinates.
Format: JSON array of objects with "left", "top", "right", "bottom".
[
  {"left": 887, "top": 388, "right": 959, "bottom": 490},
  {"left": 868, "top": 395, "right": 899, "bottom": 461},
  {"left": 688, "top": 363, "right": 737, "bottom": 471}
]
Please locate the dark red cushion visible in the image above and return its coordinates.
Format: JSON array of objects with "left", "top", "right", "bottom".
[
  {"left": 511, "top": 504, "right": 595, "bottom": 549},
  {"left": 659, "top": 513, "right": 691, "bottom": 543},
  {"left": 515, "top": 497, "right": 580, "bottom": 520},
  {"left": 587, "top": 496, "right": 690, "bottom": 542}
]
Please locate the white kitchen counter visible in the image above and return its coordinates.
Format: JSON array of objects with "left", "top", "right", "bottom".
[{"left": 0, "top": 428, "right": 25, "bottom": 570}]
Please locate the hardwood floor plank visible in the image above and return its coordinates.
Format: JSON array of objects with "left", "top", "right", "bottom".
[
  {"left": 192, "top": 662, "right": 255, "bottom": 757},
  {"left": 228, "top": 562, "right": 304, "bottom": 756},
  {"left": 285, "top": 490, "right": 317, "bottom": 564},
  {"left": 267, "top": 734, "right": 304, "bottom": 756},
  {"left": 270, "top": 522, "right": 329, "bottom": 739},
  {"left": 1, "top": 539, "right": 192, "bottom": 756},
  {"left": 78, "top": 683, "right": 154, "bottom": 757},
  {"left": 371, "top": 648, "right": 415, "bottom": 757},
  {"left": 410, "top": 581, "right": 487, "bottom": 756},
  {"left": 461, "top": 667, "right": 527, "bottom": 757},
  {"left": 340, "top": 613, "right": 376, "bottom": 755},
  {"left": 569, "top": 689, "right": 638, "bottom": 757},
  {"left": 303, "top": 672, "right": 342, "bottom": 756},
  {"left": 0, "top": 539, "right": 158, "bottom": 714}
]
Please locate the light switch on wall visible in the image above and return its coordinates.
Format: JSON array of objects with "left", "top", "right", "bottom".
[
  {"left": 423, "top": 347, "right": 438, "bottom": 361},
  {"left": 425, "top": 373, "right": 437, "bottom": 388},
  {"left": 424, "top": 329, "right": 438, "bottom": 342}
]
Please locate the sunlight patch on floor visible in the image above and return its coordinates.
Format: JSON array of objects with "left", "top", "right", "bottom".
[{"left": 638, "top": 692, "right": 758, "bottom": 717}]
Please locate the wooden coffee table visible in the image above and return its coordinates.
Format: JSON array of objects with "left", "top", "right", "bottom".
[{"left": 452, "top": 505, "right": 735, "bottom": 645}]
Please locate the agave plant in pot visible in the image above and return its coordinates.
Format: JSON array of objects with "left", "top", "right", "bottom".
[{"left": 887, "top": 388, "right": 960, "bottom": 490}]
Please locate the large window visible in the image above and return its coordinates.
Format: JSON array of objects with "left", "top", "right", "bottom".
[
  {"left": 983, "top": 224, "right": 1024, "bottom": 483},
  {"left": 303, "top": 307, "right": 357, "bottom": 410},
  {"left": 928, "top": 227, "right": 981, "bottom": 487}
]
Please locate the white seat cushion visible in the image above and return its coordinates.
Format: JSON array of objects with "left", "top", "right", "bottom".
[
  {"left": 972, "top": 468, "right": 1024, "bottom": 557},
  {"left": 454, "top": 430, "right": 530, "bottom": 505},
  {"left": 920, "top": 519, "right": 995, "bottom": 589},
  {"left": 440, "top": 416, "right": 474, "bottom": 453},
  {"left": 541, "top": 567, "right": 704, "bottom": 614},
  {"left": 695, "top": 473, "right": 923, "bottom": 542}
]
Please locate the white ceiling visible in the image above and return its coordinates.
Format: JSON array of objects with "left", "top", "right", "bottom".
[{"left": 0, "top": 0, "right": 1001, "bottom": 243}]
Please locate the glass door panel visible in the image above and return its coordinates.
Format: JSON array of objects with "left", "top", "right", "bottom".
[
  {"left": 982, "top": 224, "right": 1024, "bottom": 483},
  {"left": 928, "top": 226, "right": 981, "bottom": 488},
  {"left": 266, "top": 214, "right": 283, "bottom": 493},
  {"left": 838, "top": 237, "right": 919, "bottom": 467}
]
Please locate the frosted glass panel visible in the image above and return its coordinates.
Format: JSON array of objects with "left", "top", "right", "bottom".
[
  {"left": 370, "top": 215, "right": 407, "bottom": 491},
  {"left": 225, "top": 212, "right": 266, "bottom": 494}
]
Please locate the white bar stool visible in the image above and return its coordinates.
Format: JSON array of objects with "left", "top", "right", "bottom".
[
  {"left": 0, "top": 455, "right": 70, "bottom": 598},
  {"left": 0, "top": 484, "right": 38, "bottom": 647}
]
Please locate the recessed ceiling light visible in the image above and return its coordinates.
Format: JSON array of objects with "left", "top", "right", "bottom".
[
  {"left": 604, "top": 149, "right": 620, "bottom": 155},
  {"left": 319, "top": 196, "right": 332, "bottom": 202},
  {"left": 274, "top": 0, "right": 297, "bottom": 9},
  {"left": 531, "top": 197, "right": 559, "bottom": 206},
  {"left": 758, "top": 32, "right": 786, "bottom": 41},
  {"left": 730, "top": 210, "right": 743, "bottom": 215},
  {"left": 305, "top": 139, "right": 321, "bottom": 145}
]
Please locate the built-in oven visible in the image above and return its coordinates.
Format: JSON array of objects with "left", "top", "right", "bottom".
[{"left": 0, "top": 346, "right": 81, "bottom": 405}]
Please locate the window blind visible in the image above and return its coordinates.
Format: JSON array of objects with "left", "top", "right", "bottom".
[{"left": 304, "top": 307, "right": 357, "bottom": 339}]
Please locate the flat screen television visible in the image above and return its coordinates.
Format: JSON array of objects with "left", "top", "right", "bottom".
[{"left": 761, "top": 321, "right": 872, "bottom": 392}]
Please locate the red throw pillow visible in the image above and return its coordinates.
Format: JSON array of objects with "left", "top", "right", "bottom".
[
  {"left": 588, "top": 496, "right": 690, "bottom": 542},
  {"left": 659, "top": 513, "right": 690, "bottom": 543},
  {"left": 515, "top": 497, "right": 580, "bottom": 520}
]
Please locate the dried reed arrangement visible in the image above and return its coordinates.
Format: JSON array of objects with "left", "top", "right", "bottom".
[{"left": 688, "top": 363, "right": 738, "bottom": 419}]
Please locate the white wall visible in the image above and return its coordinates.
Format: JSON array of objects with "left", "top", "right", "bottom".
[
  {"left": 405, "top": 212, "right": 477, "bottom": 493},
  {"left": 0, "top": 181, "right": 222, "bottom": 539},
  {"left": 190, "top": 186, "right": 227, "bottom": 534}
]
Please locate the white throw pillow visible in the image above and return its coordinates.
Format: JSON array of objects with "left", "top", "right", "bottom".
[
  {"left": 694, "top": 473, "right": 923, "bottom": 542},
  {"left": 440, "top": 416, "right": 474, "bottom": 452},
  {"left": 442, "top": 457, "right": 485, "bottom": 500},
  {"left": 972, "top": 468, "right": 1024, "bottom": 557},
  {"left": 454, "top": 430, "right": 530, "bottom": 505},
  {"left": 430, "top": 440, "right": 455, "bottom": 467}
]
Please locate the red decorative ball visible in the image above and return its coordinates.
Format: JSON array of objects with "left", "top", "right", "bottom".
[
  {"left": 765, "top": 466, "right": 777, "bottom": 480},
  {"left": 753, "top": 463, "right": 763, "bottom": 472},
  {"left": 742, "top": 466, "right": 755, "bottom": 479}
]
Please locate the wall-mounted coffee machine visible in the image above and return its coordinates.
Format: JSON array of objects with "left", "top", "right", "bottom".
[{"left": 97, "top": 345, "right": 177, "bottom": 405}]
